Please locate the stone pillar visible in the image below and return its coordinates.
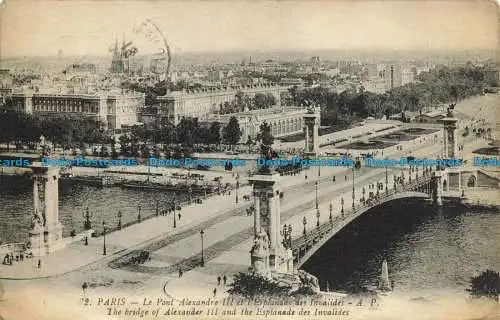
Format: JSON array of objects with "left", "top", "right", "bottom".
[
  {"left": 249, "top": 174, "right": 293, "bottom": 274},
  {"left": 433, "top": 170, "right": 443, "bottom": 206},
  {"left": 442, "top": 116, "right": 459, "bottom": 159},
  {"left": 458, "top": 171, "right": 462, "bottom": 192},
  {"left": 29, "top": 163, "right": 65, "bottom": 256},
  {"left": 268, "top": 190, "right": 278, "bottom": 251},
  {"left": 253, "top": 193, "right": 260, "bottom": 237},
  {"left": 303, "top": 108, "right": 320, "bottom": 157}
]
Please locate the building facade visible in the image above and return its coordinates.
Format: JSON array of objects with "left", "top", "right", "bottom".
[
  {"left": 157, "top": 84, "right": 288, "bottom": 125},
  {"left": 201, "top": 106, "right": 311, "bottom": 143},
  {"left": 9, "top": 90, "right": 144, "bottom": 131}
]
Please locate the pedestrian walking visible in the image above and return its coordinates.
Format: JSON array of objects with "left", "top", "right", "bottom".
[
  {"left": 217, "top": 276, "right": 221, "bottom": 285},
  {"left": 38, "top": 259, "right": 41, "bottom": 268},
  {"left": 305, "top": 174, "right": 308, "bottom": 181},
  {"left": 213, "top": 288, "right": 217, "bottom": 297},
  {"left": 223, "top": 275, "right": 227, "bottom": 285},
  {"left": 82, "top": 282, "right": 88, "bottom": 293},
  {"left": 178, "top": 213, "right": 181, "bottom": 221},
  {"left": 178, "top": 268, "right": 183, "bottom": 278}
]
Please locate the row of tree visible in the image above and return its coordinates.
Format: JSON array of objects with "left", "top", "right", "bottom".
[
  {"left": 0, "top": 108, "right": 247, "bottom": 155},
  {"left": 219, "top": 92, "right": 277, "bottom": 114},
  {"left": 0, "top": 109, "right": 107, "bottom": 151},
  {"left": 122, "top": 116, "right": 243, "bottom": 150},
  {"left": 288, "top": 63, "right": 496, "bottom": 127}
]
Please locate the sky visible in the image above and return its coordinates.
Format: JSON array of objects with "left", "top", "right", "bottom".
[{"left": 0, "top": 0, "right": 498, "bottom": 57}]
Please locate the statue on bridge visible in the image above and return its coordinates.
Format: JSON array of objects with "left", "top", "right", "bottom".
[
  {"left": 306, "top": 103, "right": 319, "bottom": 114},
  {"left": 446, "top": 103, "right": 456, "bottom": 117},
  {"left": 250, "top": 229, "right": 271, "bottom": 277},
  {"left": 297, "top": 270, "right": 321, "bottom": 293},
  {"left": 30, "top": 209, "right": 44, "bottom": 231}
]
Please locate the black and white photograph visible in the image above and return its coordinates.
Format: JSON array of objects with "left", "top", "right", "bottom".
[{"left": 0, "top": 1, "right": 498, "bottom": 319}]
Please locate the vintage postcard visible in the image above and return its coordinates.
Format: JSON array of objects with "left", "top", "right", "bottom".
[{"left": 0, "top": 0, "right": 499, "bottom": 319}]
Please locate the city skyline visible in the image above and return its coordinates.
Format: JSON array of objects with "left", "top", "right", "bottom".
[{"left": 0, "top": 0, "right": 498, "bottom": 58}]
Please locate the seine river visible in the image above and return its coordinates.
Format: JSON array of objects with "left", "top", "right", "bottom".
[
  {"left": 302, "top": 199, "right": 500, "bottom": 295},
  {"left": 1, "top": 176, "right": 498, "bottom": 295},
  {"left": 0, "top": 176, "right": 188, "bottom": 243}
]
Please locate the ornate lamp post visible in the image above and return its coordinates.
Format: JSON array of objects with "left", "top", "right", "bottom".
[
  {"left": 318, "top": 164, "right": 321, "bottom": 177},
  {"left": 83, "top": 207, "right": 92, "bottom": 231},
  {"left": 287, "top": 225, "right": 292, "bottom": 248},
  {"left": 156, "top": 200, "right": 159, "bottom": 217},
  {"left": 102, "top": 220, "right": 107, "bottom": 256},
  {"left": 302, "top": 216, "right": 307, "bottom": 236},
  {"left": 341, "top": 197, "right": 344, "bottom": 214},
  {"left": 385, "top": 165, "right": 389, "bottom": 193},
  {"left": 172, "top": 200, "right": 177, "bottom": 228},
  {"left": 362, "top": 186, "right": 366, "bottom": 202},
  {"left": 117, "top": 210, "right": 122, "bottom": 230},
  {"left": 200, "top": 229, "right": 205, "bottom": 267},
  {"left": 316, "top": 208, "right": 320, "bottom": 228},
  {"left": 329, "top": 202, "right": 333, "bottom": 224},
  {"left": 315, "top": 181, "right": 319, "bottom": 210},
  {"left": 352, "top": 169, "right": 355, "bottom": 209},
  {"left": 282, "top": 224, "right": 288, "bottom": 248},
  {"left": 235, "top": 174, "right": 240, "bottom": 204}
]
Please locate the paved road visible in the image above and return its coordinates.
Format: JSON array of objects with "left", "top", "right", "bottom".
[{"left": 110, "top": 140, "right": 443, "bottom": 275}]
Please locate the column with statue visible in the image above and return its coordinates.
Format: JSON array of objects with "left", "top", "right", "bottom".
[
  {"left": 249, "top": 174, "right": 294, "bottom": 275},
  {"left": 28, "top": 162, "right": 65, "bottom": 256}
]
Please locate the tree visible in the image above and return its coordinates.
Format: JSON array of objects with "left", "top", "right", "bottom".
[
  {"left": 118, "top": 135, "right": 130, "bottom": 155},
  {"left": 110, "top": 138, "right": 118, "bottom": 159},
  {"left": 227, "top": 272, "right": 289, "bottom": 298},
  {"left": 467, "top": 269, "right": 499, "bottom": 302},
  {"left": 157, "top": 120, "right": 176, "bottom": 145},
  {"left": 222, "top": 116, "right": 242, "bottom": 145},
  {"left": 208, "top": 121, "right": 222, "bottom": 145},
  {"left": 175, "top": 117, "right": 200, "bottom": 153}
]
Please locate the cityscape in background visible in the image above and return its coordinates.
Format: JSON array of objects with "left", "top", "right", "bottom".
[{"left": 1, "top": 45, "right": 498, "bottom": 139}]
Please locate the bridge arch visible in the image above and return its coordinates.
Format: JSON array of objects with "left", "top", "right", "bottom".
[{"left": 293, "top": 191, "right": 430, "bottom": 269}]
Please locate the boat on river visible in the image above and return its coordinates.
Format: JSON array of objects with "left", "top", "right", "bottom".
[{"left": 118, "top": 180, "right": 217, "bottom": 193}]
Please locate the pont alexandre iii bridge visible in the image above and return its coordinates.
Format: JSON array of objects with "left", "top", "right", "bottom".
[
  {"left": 290, "top": 172, "right": 435, "bottom": 268},
  {"left": 248, "top": 109, "right": 499, "bottom": 279}
]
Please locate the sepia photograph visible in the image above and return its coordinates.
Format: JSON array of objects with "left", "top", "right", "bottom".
[{"left": 0, "top": 0, "right": 499, "bottom": 319}]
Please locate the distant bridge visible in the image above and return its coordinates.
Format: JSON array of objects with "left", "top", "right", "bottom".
[{"left": 291, "top": 174, "right": 434, "bottom": 268}]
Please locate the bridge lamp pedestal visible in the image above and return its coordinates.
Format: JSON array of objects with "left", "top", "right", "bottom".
[
  {"left": 303, "top": 108, "right": 320, "bottom": 157},
  {"left": 249, "top": 174, "right": 294, "bottom": 275},
  {"left": 28, "top": 163, "right": 65, "bottom": 257}
]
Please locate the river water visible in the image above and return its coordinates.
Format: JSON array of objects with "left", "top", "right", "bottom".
[
  {"left": 1, "top": 177, "right": 499, "bottom": 295},
  {"left": 302, "top": 198, "right": 500, "bottom": 296},
  {"left": 0, "top": 175, "right": 187, "bottom": 243}
]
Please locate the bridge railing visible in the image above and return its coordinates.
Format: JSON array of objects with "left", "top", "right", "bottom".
[{"left": 290, "top": 176, "right": 432, "bottom": 252}]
